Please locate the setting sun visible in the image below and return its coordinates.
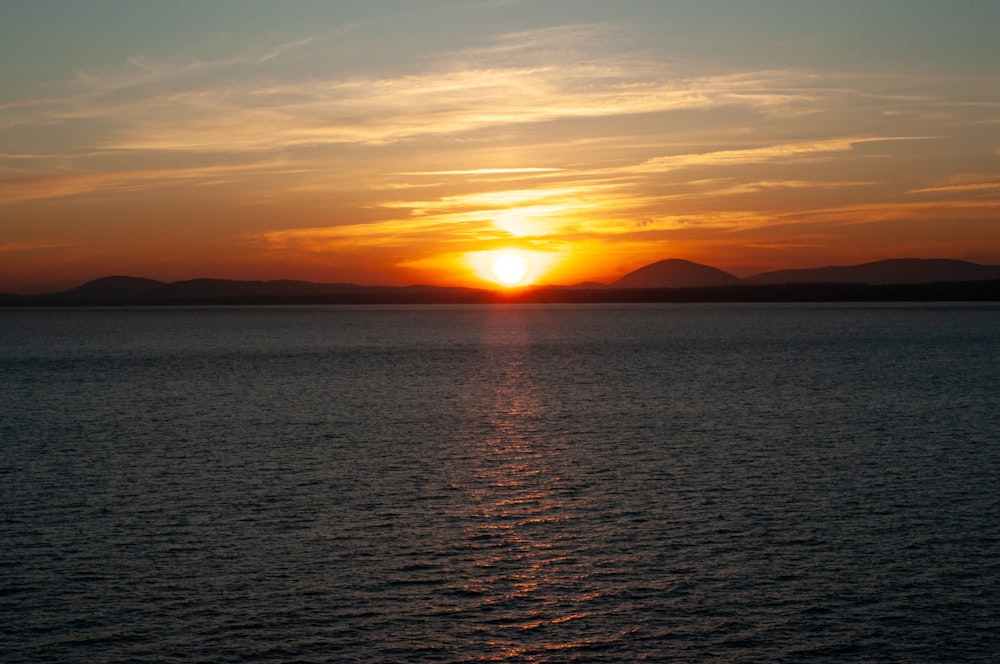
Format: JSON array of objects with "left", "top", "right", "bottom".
[
  {"left": 490, "top": 251, "right": 530, "bottom": 285},
  {"left": 463, "top": 248, "right": 561, "bottom": 288}
]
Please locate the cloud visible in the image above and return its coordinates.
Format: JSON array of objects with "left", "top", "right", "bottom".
[
  {"left": 636, "top": 137, "right": 935, "bottom": 173},
  {"left": 909, "top": 181, "right": 1000, "bottom": 194},
  {"left": 1, "top": 25, "right": 839, "bottom": 157},
  {"left": 255, "top": 214, "right": 499, "bottom": 252},
  {"left": 0, "top": 160, "right": 287, "bottom": 205},
  {"left": 399, "top": 168, "right": 563, "bottom": 176},
  {"left": 0, "top": 173, "right": 113, "bottom": 204},
  {"left": 656, "top": 178, "right": 877, "bottom": 199},
  {"left": 97, "top": 68, "right": 761, "bottom": 152},
  {"left": 775, "top": 199, "right": 1000, "bottom": 226}
]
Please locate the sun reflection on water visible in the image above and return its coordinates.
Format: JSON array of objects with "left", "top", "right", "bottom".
[{"left": 447, "top": 312, "right": 633, "bottom": 659}]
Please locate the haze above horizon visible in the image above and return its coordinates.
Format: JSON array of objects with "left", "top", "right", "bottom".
[{"left": 2, "top": 0, "right": 999, "bottom": 293}]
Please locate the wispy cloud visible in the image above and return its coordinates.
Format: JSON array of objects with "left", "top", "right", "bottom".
[
  {"left": 774, "top": 199, "right": 1000, "bottom": 225},
  {"left": 96, "top": 69, "right": 812, "bottom": 153},
  {"left": 399, "top": 168, "right": 563, "bottom": 176},
  {"left": 0, "top": 160, "right": 287, "bottom": 205},
  {"left": 636, "top": 137, "right": 935, "bottom": 173},
  {"left": 0, "top": 173, "right": 115, "bottom": 204},
  {"left": 909, "top": 181, "right": 1000, "bottom": 194},
  {"left": 2, "top": 25, "right": 845, "bottom": 158}
]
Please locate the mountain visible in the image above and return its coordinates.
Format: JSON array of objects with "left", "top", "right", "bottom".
[
  {"left": 746, "top": 258, "right": 1000, "bottom": 285},
  {"left": 16, "top": 276, "right": 492, "bottom": 305},
  {"left": 60, "top": 275, "right": 166, "bottom": 300},
  {"left": 611, "top": 259, "right": 743, "bottom": 288},
  {"left": 39, "top": 276, "right": 369, "bottom": 303}
]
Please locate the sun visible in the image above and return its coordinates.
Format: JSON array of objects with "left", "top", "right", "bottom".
[
  {"left": 464, "top": 248, "right": 554, "bottom": 287},
  {"left": 490, "top": 251, "right": 530, "bottom": 285}
]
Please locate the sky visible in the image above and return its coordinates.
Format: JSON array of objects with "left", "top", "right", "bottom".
[{"left": 2, "top": 0, "right": 999, "bottom": 292}]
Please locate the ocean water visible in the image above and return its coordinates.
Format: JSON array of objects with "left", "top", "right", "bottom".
[{"left": 1, "top": 303, "right": 999, "bottom": 663}]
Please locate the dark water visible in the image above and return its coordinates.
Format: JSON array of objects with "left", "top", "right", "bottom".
[{"left": 2, "top": 303, "right": 999, "bottom": 663}]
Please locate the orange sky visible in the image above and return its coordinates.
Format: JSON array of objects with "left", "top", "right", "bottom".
[{"left": 2, "top": 1, "right": 999, "bottom": 293}]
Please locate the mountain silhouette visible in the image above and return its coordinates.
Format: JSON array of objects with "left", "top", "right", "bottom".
[
  {"left": 61, "top": 276, "right": 166, "bottom": 300},
  {"left": 6, "top": 276, "right": 490, "bottom": 305},
  {"left": 612, "top": 259, "right": 743, "bottom": 288},
  {"left": 4, "top": 256, "right": 1000, "bottom": 306},
  {"left": 746, "top": 258, "right": 1000, "bottom": 285}
]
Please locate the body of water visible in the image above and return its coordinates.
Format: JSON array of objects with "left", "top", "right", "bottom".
[{"left": 2, "top": 303, "right": 999, "bottom": 662}]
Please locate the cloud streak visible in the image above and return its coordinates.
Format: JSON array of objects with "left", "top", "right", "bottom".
[
  {"left": 636, "top": 137, "right": 937, "bottom": 173},
  {"left": 909, "top": 181, "right": 1000, "bottom": 194},
  {"left": 0, "top": 160, "right": 289, "bottom": 205},
  {"left": 3, "top": 26, "right": 861, "bottom": 158}
]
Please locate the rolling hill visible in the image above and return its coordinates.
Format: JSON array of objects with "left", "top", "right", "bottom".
[{"left": 611, "top": 259, "right": 744, "bottom": 288}]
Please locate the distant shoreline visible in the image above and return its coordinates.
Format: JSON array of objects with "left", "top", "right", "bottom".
[
  {"left": 4, "top": 280, "right": 1000, "bottom": 307},
  {"left": 7, "top": 258, "right": 1000, "bottom": 306}
]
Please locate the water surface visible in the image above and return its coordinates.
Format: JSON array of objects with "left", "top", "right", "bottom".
[{"left": 2, "top": 304, "right": 998, "bottom": 662}]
